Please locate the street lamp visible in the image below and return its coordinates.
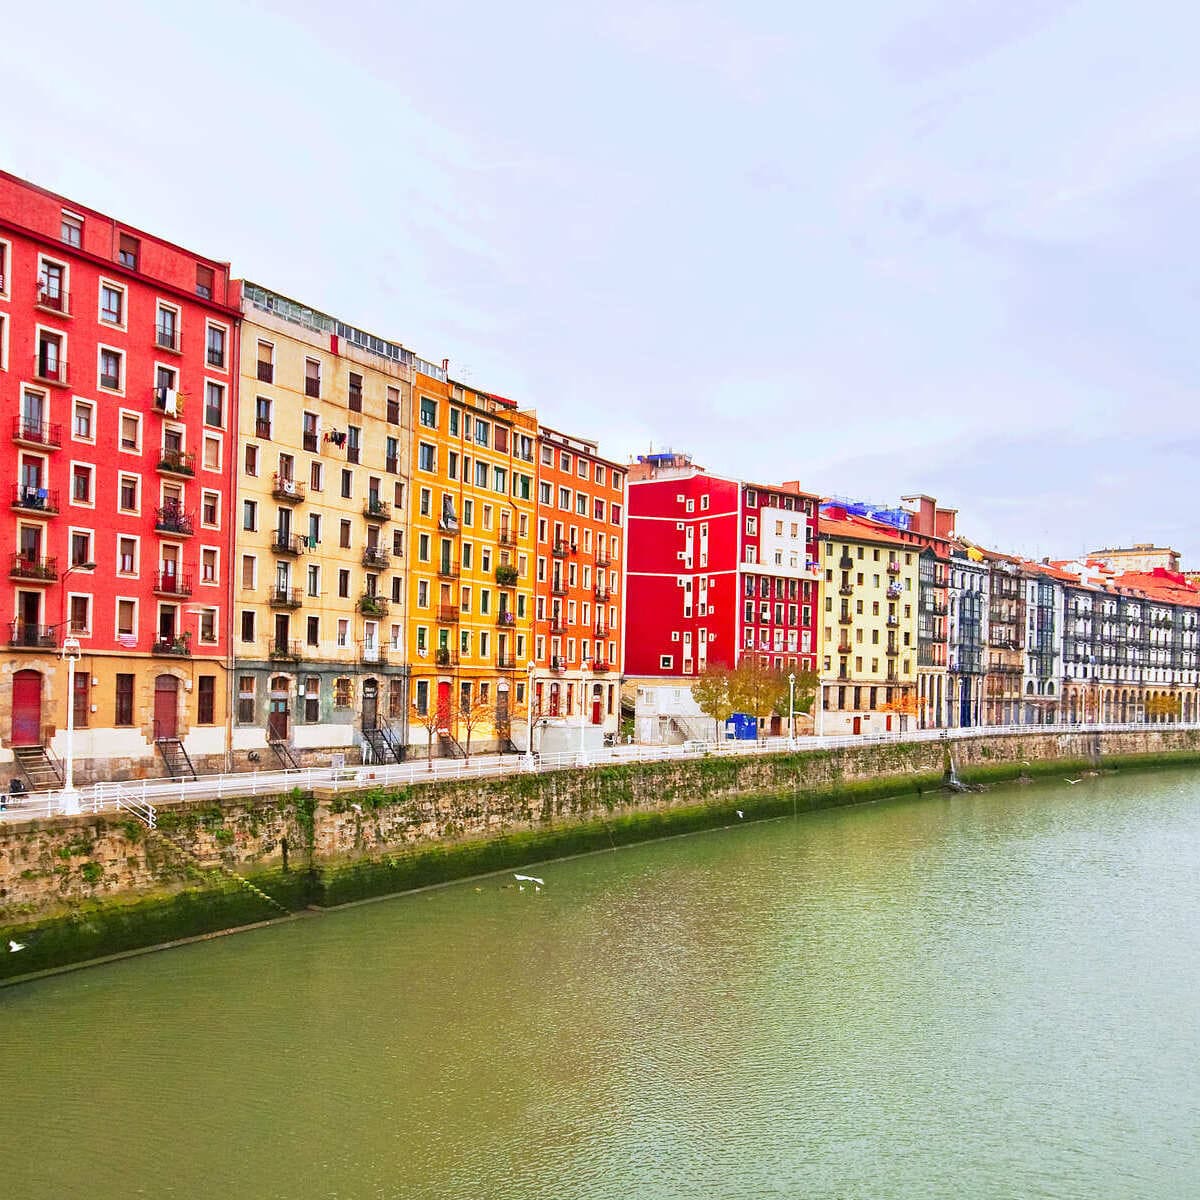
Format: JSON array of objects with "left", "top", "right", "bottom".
[
  {"left": 524, "top": 659, "right": 536, "bottom": 770},
  {"left": 573, "top": 657, "right": 588, "bottom": 768},
  {"left": 59, "top": 560, "right": 96, "bottom": 815},
  {"left": 788, "top": 672, "right": 796, "bottom": 748}
]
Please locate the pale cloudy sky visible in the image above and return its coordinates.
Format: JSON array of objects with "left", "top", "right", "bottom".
[{"left": 7, "top": 2, "right": 1198, "bottom": 560}]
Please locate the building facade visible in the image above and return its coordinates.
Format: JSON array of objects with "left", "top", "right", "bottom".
[
  {"left": 532, "top": 426, "right": 626, "bottom": 753},
  {"left": 946, "top": 547, "right": 988, "bottom": 727},
  {"left": 232, "top": 283, "right": 414, "bottom": 768},
  {"left": 0, "top": 172, "right": 239, "bottom": 784}
]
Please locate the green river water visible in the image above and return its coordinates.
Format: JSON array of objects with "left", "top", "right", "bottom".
[{"left": 3, "top": 768, "right": 1200, "bottom": 1199}]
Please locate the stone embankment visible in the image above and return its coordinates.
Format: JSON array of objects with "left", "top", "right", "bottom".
[{"left": 2, "top": 727, "right": 1197, "bottom": 980}]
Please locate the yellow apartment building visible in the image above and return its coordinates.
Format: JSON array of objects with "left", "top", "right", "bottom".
[
  {"left": 234, "top": 283, "right": 413, "bottom": 767},
  {"left": 407, "top": 371, "right": 538, "bottom": 756},
  {"left": 818, "top": 509, "right": 920, "bottom": 733}
]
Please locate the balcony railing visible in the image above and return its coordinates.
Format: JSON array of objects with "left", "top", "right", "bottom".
[
  {"left": 271, "top": 474, "right": 305, "bottom": 503},
  {"left": 302, "top": 432, "right": 319, "bottom": 453},
  {"left": 269, "top": 640, "right": 303, "bottom": 662},
  {"left": 9, "top": 620, "right": 58, "bottom": 649},
  {"left": 550, "top": 656, "right": 567, "bottom": 673},
  {"left": 438, "top": 562, "right": 460, "bottom": 580},
  {"left": 254, "top": 418, "right": 272, "bottom": 439},
  {"left": 10, "top": 554, "right": 57, "bottom": 582},
  {"left": 360, "top": 644, "right": 389, "bottom": 667},
  {"left": 269, "top": 586, "right": 304, "bottom": 609},
  {"left": 358, "top": 594, "right": 389, "bottom": 617},
  {"left": 435, "top": 647, "right": 454, "bottom": 667},
  {"left": 552, "top": 539, "right": 573, "bottom": 558},
  {"left": 33, "top": 355, "right": 69, "bottom": 385},
  {"left": 386, "top": 455, "right": 399, "bottom": 474},
  {"left": 594, "top": 624, "right": 610, "bottom": 639},
  {"left": 155, "top": 324, "right": 181, "bottom": 352},
  {"left": 887, "top": 561, "right": 901, "bottom": 574},
  {"left": 497, "top": 655, "right": 517, "bottom": 670},
  {"left": 839, "top": 555, "right": 854, "bottom": 569},
  {"left": 155, "top": 505, "right": 195, "bottom": 537},
  {"left": 438, "top": 604, "right": 460, "bottom": 624},
  {"left": 591, "top": 659, "right": 611, "bottom": 673},
  {"left": 271, "top": 531, "right": 305, "bottom": 556},
  {"left": 438, "top": 515, "right": 461, "bottom": 535},
  {"left": 886, "top": 585, "right": 903, "bottom": 599},
  {"left": 837, "top": 642, "right": 852, "bottom": 654},
  {"left": 595, "top": 554, "right": 612, "bottom": 570},
  {"left": 257, "top": 361, "right": 274, "bottom": 384},
  {"left": 498, "top": 529, "right": 517, "bottom": 548},
  {"left": 153, "top": 571, "right": 193, "bottom": 597},
  {"left": 551, "top": 579, "right": 567, "bottom": 597},
  {"left": 152, "top": 636, "right": 192, "bottom": 657},
  {"left": 838, "top": 612, "right": 853, "bottom": 625},
  {"left": 12, "top": 485, "right": 60, "bottom": 514},
  {"left": 549, "top": 618, "right": 568, "bottom": 635},
  {"left": 206, "top": 346, "right": 226, "bottom": 368},
  {"left": 12, "top": 417, "right": 62, "bottom": 448},
  {"left": 886, "top": 644, "right": 900, "bottom": 656},
  {"left": 362, "top": 547, "right": 391, "bottom": 569},
  {"left": 496, "top": 610, "right": 517, "bottom": 627},
  {"left": 496, "top": 566, "right": 520, "bottom": 588},
  {"left": 36, "top": 287, "right": 69, "bottom": 314},
  {"left": 157, "top": 449, "right": 195, "bottom": 476},
  {"left": 304, "top": 377, "right": 320, "bottom": 398},
  {"left": 594, "top": 587, "right": 611, "bottom": 602},
  {"left": 839, "top": 584, "right": 854, "bottom": 596},
  {"left": 363, "top": 498, "right": 391, "bottom": 521}
]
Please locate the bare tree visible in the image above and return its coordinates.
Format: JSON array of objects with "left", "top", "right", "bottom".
[
  {"left": 458, "top": 692, "right": 495, "bottom": 759},
  {"left": 411, "top": 697, "right": 442, "bottom": 768},
  {"left": 690, "top": 665, "right": 734, "bottom": 741}
]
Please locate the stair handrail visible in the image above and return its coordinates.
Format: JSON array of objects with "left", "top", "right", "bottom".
[{"left": 100, "top": 782, "right": 157, "bottom": 829}]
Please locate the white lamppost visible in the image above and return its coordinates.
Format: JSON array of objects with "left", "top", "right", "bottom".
[
  {"left": 58, "top": 560, "right": 96, "bottom": 815},
  {"left": 578, "top": 655, "right": 591, "bottom": 766},
  {"left": 814, "top": 678, "right": 824, "bottom": 740},
  {"left": 525, "top": 659, "right": 536, "bottom": 770},
  {"left": 788, "top": 671, "right": 796, "bottom": 748}
]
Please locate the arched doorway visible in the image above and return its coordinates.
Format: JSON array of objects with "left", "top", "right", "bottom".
[
  {"left": 11, "top": 669, "right": 42, "bottom": 746},
  {"left": 153, "top": 675, "right": 179, "bottom": 739},
  {"left": 362, "top": 678, "right": 378, "bottom": 730},
  {"left": 268, "top": 675, "right": 290, "bottom": 742}
]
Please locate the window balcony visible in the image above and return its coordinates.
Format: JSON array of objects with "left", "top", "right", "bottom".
[
  {"left": 886, "top": 644, "right": 900, "bottom": 656},
  {"left": 271, "top": 474, "right": 305, "bottom": 503},
  {"left": 257, "top": 361, "right": 274, "bottom": 384},
  {"left": 838, "top": 584, "right": 854, "bottom": 596},
  {"left": 12, "top": 417, "right": 62, "bottom": 449},
  {"left": 360, "top": 643, "right": 389, "bottom": 667},
  {"left": 154, "top": 571, "right": 193, "bottom": 598},
  {"left": 35, "top": 287, "right": 69, "bottom": 315},
  {"left": 269, "top": 640, "right": 303, "bottom": 662},
  {"left": 839, "top": 554, "right": 854, "bottom": 569},
  {"left": 550, "top": 579, "right": 568, "bottom": 597},
  {"left": 269, "top": 586, "right": 304, "bottom": 609},
  {"left": 837, "top": 641, "right": 852, "bottom": 654},
  {"left": 887, "top": 561, "right": 901, "bottom": 575},
  {"left": 271, "top": 531, "right": 305, "bottom": 556},
  {"left": 152, "top": 636, "right": 192, "bottom": 657},
  {"left": 12, "top": 485, "right": 60, "bottom": 514},
  {"left": 157, "top": 449, "right": 196, "bottom": 477},
  {"left": 838, "top": 612, "right": 853, "bottom": 625},
  {"left": 886, "top": 585, "right": 903, "bottom": 599},
  {"left": 552, "top": 539, "right": 573, "bottom": 558},
  {"left": 594, "top": 554, "right": 612, "bottom": 570},
  {"left": 496, "top": 610, "right": 517, "bottom": 627},
  {"left": 9, "top": 553, "right": 57, "bottom": 582},
  {"left": 594, "top": 624, "right": 610, "bottom": 639},
  {"left": 8, "top": 620, "right": 58, "bottom": 649},
  {"left": 496, "top": 565, "right": 520, "bottom": 588},
  {"left": 362, "top": 547, "right": 391, "bottom": 570},
  {"left": 358, "top": 594, "right": 389, "bottom": 617},
  {"left": 156, "top": 324, "right": 181, "bottom": 353},
  {"left": 594, "top": 586, "right": 611, "bottom": 603},
  {"left": 302, "top": 432, "right": 319, "bottom": 453},
  {"left": 498, "top": 529, "right": 517, "bottom": 548},
  {"left": 438, "top": 561, "right": 460, "bottom": 580},
  {"left": 364, "top": 498, "right": 391, "bottom": 521},
  {"left": 254, "top": 418, "right": 272, "bottom": 439},
  {"left": 155, "top": 505, "right": 195, "bottom": 537},
  {"left": 438, "top": 604, "right": 460, "bottom": 624},
  {"left": 438, "top": 514, "right": 461, "bottom": 535},
  {"left": 435, "top": 647, "right": 455, "bottom": 667},
  {"left": 550, "top": 656, "right": 567, "bottom": 673},
  {"left": 549, "top": 618, "right": 568, "bottom": 635},
  {"left": 497, "top": 655, "right": 517, "bottom": 670},
  {"left": 33, "top": 356, "right": 70, "bottom": 387},
  {"left": 591, "top": 659, "right": 611, "bottom": 673}
]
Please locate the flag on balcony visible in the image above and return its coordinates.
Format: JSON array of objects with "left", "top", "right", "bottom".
[{"left": 118, "top": 633, "right": 137, "bottom": 648}]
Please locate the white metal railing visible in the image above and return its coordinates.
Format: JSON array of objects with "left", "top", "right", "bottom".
[{"left": 2, "top": 721, "right": 1198, "bottom": 822}]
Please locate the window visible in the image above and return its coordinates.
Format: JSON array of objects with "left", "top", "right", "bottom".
[
  {"left": 100, "top": 283, "right": 124, "bottom": 325},
  {"left": 306, "top": 617, "right": 319, "bottom": 649},
  {"left": 240, "top": 611, "right": 255, "bottom": 642},
  {"left": 202, "top": 437, "right": 220, "bottom": 474},
  {"left": 204, "top": 381, "right": 225, "bottom": 428},
  {"left": 61, "top": 212, "right": 82, "bottom": 247},
  {"left": 116, "top": 598, "right": 136, "bottom": 638},
  {"left": 386, "top": 387, "right": 401, "bottom": 425},
  {"left": 115, "top": 674, "right": 135, "bottom": 726},
  {"left": 201, "top": 548, "right": 217, "bottom": 583},
  {"left": 237, "top": 676, "right": 256, "bottom": 724},
  {"left": 334, "top": 678, "right": 351, "bottom": 708},
  {"left": 70, "top": 530, "right": 92, "bottom": 567},
  {"left": 118, "top": 474, "right": 139, "bottom": 512},
  {"left": 73, "top": 400, "right": 94, "bottom": 441},
  {"left": 156, "top": 304, "right": 180, "bottom": 352},
  {"left": 197, "top": 676, "right": 216, "bottom": 724},
  {"left": 348, "top": 372, "right": 363, "bottom": 412},
  {"left": 339, "top": 520, "right": 351, "bottom": 549},
  {"left": 254, "top": 396, "right": 271, "bottom": 439},
  {"left": 244, "top": 444, "right": 259, "bottom": 476},
  {"left": 69, "top": 594, "right": 91, "bottom": 635},
  {"left": 420, "top": 396, "right": 437, "bottom": 428},
  {"left": 305, "top": 357, "right": 321, "bottom": 398},
  {"left": 198, "top": 609, "right": 217, "bottom": 643},
  {"left": 660, "top": 655, "right": 673, "bottom": 669},
  {"left": 341, "top": 470, "right": 352, "bottom": 499},
  {"left": 474, "top": 418, "right": 489, "bottom": 446},
  {"left": 97, "top": 348, "right": 122, "bottom": 391},
  {"left": 419, "top": 442, "right": 435, "bottom": 472},
  {"left": 206, "top": 325, "right": 226, "bottom": 368},
  {"left": 338, "top": 569, "right": 350, "bottom": 598},
  {"left": 196, "top": 265, "right": 214, "bottom": 300},
  {"left": 243, "top": 499, "right": 258, "bottom": 531},
  {"left": 71, "top": 463, "right": 94, "bottom": 504},
  {"left": 117, "top": 537, "right": 137, "bottom": 574},
  {"left": 256, "top": 340, "right": 274, "bottom": 383},
  {"left": 304, "top": 675, "right": 320, "bottom": 721}
]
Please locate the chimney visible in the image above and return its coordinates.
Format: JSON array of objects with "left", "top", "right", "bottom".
[{"left": 441, "top": 358, "right": 449, "bottom": 374}]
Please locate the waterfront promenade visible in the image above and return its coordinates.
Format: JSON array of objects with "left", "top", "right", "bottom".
[{"left": 3, "top": 721, "right": 1193, "bottom": 826}]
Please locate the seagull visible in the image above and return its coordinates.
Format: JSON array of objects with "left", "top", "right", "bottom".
[
  {"left": 514, "top": 873, "right": 545, "bottom": 886},
  {"left": 1065, "top": 778, "right": 1082, "bottom": 785},
  {"left": 9, "top": 940, "right": 25, "bottom": 952},
  {"left": 736, "top": 810, "right": 745, "bottom": 819},
  {"left": 351, "top": 803, "right": 363, "bottom": 813}
]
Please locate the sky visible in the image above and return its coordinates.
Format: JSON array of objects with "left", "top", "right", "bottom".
[{"left": 7, "top": 1, "right": 1199, "bottom": 561}]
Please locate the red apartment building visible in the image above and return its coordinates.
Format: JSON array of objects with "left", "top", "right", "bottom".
[
  {"left": 532, "top": 426, "right": 626, "bottom": 748},
  {"left": 625, "top": 453, "right": 819, "bottom": 687},
  {"left": 0, "top": 172, "right": 239, "bottom": 785}
]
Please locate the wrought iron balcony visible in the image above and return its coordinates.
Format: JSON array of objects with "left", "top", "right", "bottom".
[
  {"left": 839, "top": 555, "right": 854, "bottom": 569},
  {"left": 362, "top": 547, "right": 391, "bottom": 569},
  {"left": 552, "top": 539, "right": 573, "bottom": 558},
  {"left": 498, "top": 529, "right": 517, "bottom": 548},
  {"left": 496, "top": 655, "right": 517, "bottom": 670},
  {"left": 550, "top": 579, "right": 568, "bottom": 597},
  {"left": 838, "top": 612, "right": 853, "bottom": 625},
  {"left": 9, "top": 553, "right": 57, "bottom": 582},
  {"left": 271, "top": 474, "right": 305, "bottom": 503},
  {"left": 359, "top": 644, "right": 389, "bottom": 667},
  {"left": 594, "top": 624, "right": 610, "bottom": 639},
  {"left": 269, "top": 640, "right": 303, "bottom": 662},
  {"left": 33, "top": 355, "right": 70, "bottom": 386},
  {"left": 435, "top": 647, "right": 455, "bottom": 667},
  {"left": 591, "top": 659, "right": 611, "bottom": 673},
  {"left": 839, "top": 584, "right": 854, "bottom": 596},
  {"left": 269, "top": 586, "right": 304, "bottom": 609},
  {"left": 271, "top": 531, "right": 305, "bottom": 556},
  {"left": 837, "top": 641, "right": 852, "bottom": 655},
  {"left": 157, "top": 449, "right": 196, "bottom": 477},
  {"left": 155, "top": 505, "right": 195, "bottom": 537},
  {"left": 887, "top": 561, "right": 901, "bottom": 575},
  {"left": 154, "top": 571, "right": 193, "bottom": 597},
  {"left": 8, "top": 620, "right": 57, "bottom": 649},
  {"left": 35, "top": 286, "right": 69, "bottom": 314},
  {"left": 594, "top": 586, "right": 611, "bottom": 602},
  {"left": 12, "top": 485, "right": 60, "bottom": 514},
  {"left": 358, "top": 594, "right": 390, "bottom": 617},
  {"left": 496, "top": 565, "right": 520, "bottom": 588},
  {"left": 438, "top": 561, "right": 460, "bottom": 580},
  {"left": 12, "top": 417, "right": 62, "bottom": 449},
  {"left": 594, "top": 554, "right": 612, "bottom": 570},
  {"left": 496, "top": 610, "right": 517, "bottom": 627},
  {"left": 364, "top": 497, "right": 391, "bottom": 521},
  {"left": 550, "top": 656, "right": 567, "bottom": 673},
  {"left": 438, "top": 604, "right": 460, "bottom": 624},
  {"left": 549, "top": 618, "right": 568, "bottom": 635},
  {"left": 155, "top": 323, "right": 181, "bottom": 352},
  {"left": 152, "top": 636, "right": 192, "bottom": 657}
]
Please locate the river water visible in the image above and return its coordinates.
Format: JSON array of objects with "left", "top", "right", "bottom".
[{"left": 3, "top": 769, "right": 1200, "bottom": 1199}]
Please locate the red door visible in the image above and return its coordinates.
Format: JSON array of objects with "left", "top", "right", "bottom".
[
  {"left": 11, "top": 670, "right": 42, "bottom": 746},
  {"left": 591, "top": 699, "right": 602, "bottom": 725},
  {"left": 154, "top": 675, "right": 178, "bottom": 739},
  {"left": 436, "top": 681, "right": 451, "bottom": 732},
  {"left": 852, "top": 716, "right": 862, "bottom": 735},
  {"left": 268, "top": 699, "right": 289, "bottom": 742}
]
